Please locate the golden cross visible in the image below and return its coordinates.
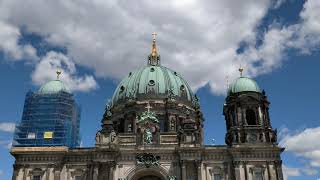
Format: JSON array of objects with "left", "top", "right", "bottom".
[
  {"left": 238, "top": 64, "right": 244, "bottom": 76},
  {"left": 56, "top": 69, "right": 62, "bottom": 80},
  {"left": 152, "top": 32, "right": 157, "bottom": 41},
  {"left": 239, "top": 67, "right": 244, "bottom": 76}
]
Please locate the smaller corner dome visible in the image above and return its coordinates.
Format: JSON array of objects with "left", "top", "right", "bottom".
[
  {"left": 38, "top": 80, "right": 70, "bottom": 94},
  {"left": 228, "top": 77, "right": 261, "bottom": 95}
]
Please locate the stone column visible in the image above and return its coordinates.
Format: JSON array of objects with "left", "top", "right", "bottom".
[
  {"left": 197, "top": 161, "right": 202, "bottom": 180},
  {"left": 22, "top": 166, "right": 28, "bottom": 180},
  {"left": 243, "top": 162, "right": 248, "bottom": 180},
  {"left": 54, "top": 170, "right": 60, "bottom": 180},
  {"left": 45, "top": 168, "right": 50, "bottom": 180},
  {"left": 67, "top": 169, "right": 71, "bottom": 180},
  {"left": 93, "top": 166, "right": 99, "bottom": 180},
  {"left": 12, "top": 165, "right": 19, "bottom": 180},
  {"left": 224, "top": 162, "right": 229, "bottom": 180},
  {"left": 234, "top": 161, "right": 246, "bottom": 180},
  {"left": 181, "top": 161, "right": 186, "bottom": 180},
  {"left": 275, "top": 161, "right": 284, "bottom": 180},
  {"left": 266, "top": 161, "right": 271, "bottom": 180},
  {"left": 13, "top": 165, "right": 23, "bottom": 180},
  {"left": 109, "top": 164, "right": 115, "bottom": 180}
]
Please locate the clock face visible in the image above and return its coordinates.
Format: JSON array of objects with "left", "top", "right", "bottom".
[{"left": 249, "top": 133, "right": 257, "bottom": 142}]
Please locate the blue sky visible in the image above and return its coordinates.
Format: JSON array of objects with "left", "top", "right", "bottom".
[{"left": 0, "top": 0, "right": 320, "bottom": 179}]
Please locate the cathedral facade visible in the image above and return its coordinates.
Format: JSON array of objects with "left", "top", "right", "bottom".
[{"left": 11, "top": 35, "right": 284, "bottom": 180}]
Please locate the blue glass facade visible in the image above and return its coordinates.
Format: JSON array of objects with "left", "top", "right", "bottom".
[{"left": 13, "top": 90, "right": 81, "bottom": 148}]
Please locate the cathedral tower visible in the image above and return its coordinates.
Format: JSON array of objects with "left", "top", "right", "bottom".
[{"left": 224, "top": 68, "right": 278, "bottom": 146}]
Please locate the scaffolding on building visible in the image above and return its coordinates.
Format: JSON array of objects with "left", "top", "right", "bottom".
[{"left": 13, "top": 90, "right": 81, "bottom": 148}]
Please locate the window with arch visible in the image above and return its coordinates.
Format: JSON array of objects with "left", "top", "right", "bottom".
[
  {"left": 246, "top": 109, "right": 257, "bottom": 125},
  {"left": 33, "top": 176, "right": 41, "bottom": 180},
  {"left": 75, "top": 176, "right": 82, "bottom": 180},
  {"left": 214, "top": 174, "right": 222, "bottom": 180}
]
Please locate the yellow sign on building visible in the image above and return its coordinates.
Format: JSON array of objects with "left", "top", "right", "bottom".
[{"left": 43, "top": 132, "right": 53, "bottom": 139}]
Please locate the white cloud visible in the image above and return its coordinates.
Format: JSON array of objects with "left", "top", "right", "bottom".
[
  {"left": 280, "top": 127, "right": 320, "bottom": 168},
  {"left": 0, "top": 140, "right": 12, "bottom": 149},
  {"left": 32, "top": 51, "right": 98, "bottom": 92},
  {"left": 282, "top": 164, "right": 318, "bottom": 180},
  {"left": 280, "top": 127, "right": 320, "bottom": 179},
  {"left": 282, "top": 165, "right": 301, "bottom": 180},
  {"left": 0, "top": 169, "right": 3, "bottom": 176},
  {"left": 0, "top": 0, "right": 319, "bottom": 94},
  {"left": 0, "top": 21, "right": 38, "bottom": 61},
  {"left": 0, "top": 122, "right": 15, "bottom": 133}
]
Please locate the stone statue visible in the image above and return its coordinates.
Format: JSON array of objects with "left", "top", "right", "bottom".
[
  {"left": 170, "top": 117, "right": 175, "bottom": 131},
  {"left": 144, "top": 128, "right": 153, "bottom": 144},
  {"left": 95, "top": 131, "right": 102, "bottom": 143},
  {"left": 110, "top": 130, "right": 116, "bottom": 143}
]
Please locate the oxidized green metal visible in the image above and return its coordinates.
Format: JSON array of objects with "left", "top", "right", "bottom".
[
  {"left": 39, "top": 80, "right": 70, "bottom": 94},
  {"left": 228, "top": 77, "right": 261, "bottom": 95},
  {"left": 138, "top": 111, "right": 159, "bottom": 124},
  {"left": 111, "top": 65, "right": 194, "bottom": 105}
]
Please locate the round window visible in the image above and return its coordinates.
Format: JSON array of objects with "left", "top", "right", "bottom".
[
  {"left": 149, "top": 80, "right": 155, "bottom": 86},
  {"left": 150, "top": 68, "right": 155, "bottom": 72}
]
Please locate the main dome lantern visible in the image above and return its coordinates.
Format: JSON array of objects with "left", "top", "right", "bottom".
[{"left": 111, "top": 33, "right": 195, "bottom": 107}]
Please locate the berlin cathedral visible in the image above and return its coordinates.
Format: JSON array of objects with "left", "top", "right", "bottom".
[{"left": 11, "top": 34, "right": 284, "bottom": 180}]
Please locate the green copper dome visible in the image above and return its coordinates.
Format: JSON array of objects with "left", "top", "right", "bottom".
[
  {"left": 111, "top": 65, "right": 195, "bottom": 105},
  {"left": 228, "top": 77, "right": 261, "bottom": 95},
  {"left": 38, "top": 80, "right": 70, "bottom": 94}
]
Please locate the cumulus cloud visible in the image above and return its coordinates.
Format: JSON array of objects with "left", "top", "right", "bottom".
[
  {"left": 282, "top": 165, "right": 301, "bottom": 180},
  {"left": 238, "top": 0, "right": 320, "bottom": 78},
  {"left": 0, "top": 0, "right": 319, "bottom": 94},
  {"left": 280, "top": 127, "right": 320, "bottom": 168},
  {"left": 0, "top": 21, "right": 37, "bottom": 61},
  {"left": 32, "top": 51, "right": 98, "bottom": 92},
  {"left": 0, "top": 140, "right": 12, "bottom": 149},
  {"left": 0, "top": 122, "right": 15, "bottom": 133},
  {"left": 282, "top": 164, "right": 318, "bottom": 180}
]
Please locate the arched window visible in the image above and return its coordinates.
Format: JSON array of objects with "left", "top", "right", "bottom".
[
  {"left": 246, "top": 109, "right": 257, "bottom": 125},
  {"left": 230, "top": 109, "right": 236, "bottom": 126},
  {"left": 119, "top": 118, "right": 125, "bottom": 132}
]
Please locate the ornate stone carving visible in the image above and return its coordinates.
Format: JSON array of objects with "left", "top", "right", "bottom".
[
  {"left": 110, "top": 130, "right": 117, "bottom": 143},
  {"left": 95, "top": 131, "right": 102, "bottom": 143},
  {"left": 136, "top": 153, "right": 160, "bottom": 168}
]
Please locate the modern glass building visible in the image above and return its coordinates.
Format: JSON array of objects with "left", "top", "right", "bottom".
[{"left": 13, "top": 76, "right": 81, "bottom": 148}]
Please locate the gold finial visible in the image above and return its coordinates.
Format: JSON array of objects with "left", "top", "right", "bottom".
[
  {"left": 151, "top": 32, "right": 157, "bottom": 57},
  {"left": 56, "top": 69, "right": 62, "bottom": 80},
  {"left": 239, "top": 66, "right": 244, "bottom": 77}
]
